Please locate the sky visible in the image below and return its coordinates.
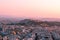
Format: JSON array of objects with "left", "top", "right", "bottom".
[{"left": 0, "top": 0, "right": 60, "bottom": 18}]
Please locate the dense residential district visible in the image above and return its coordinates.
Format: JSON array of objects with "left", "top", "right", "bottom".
[{"left": 0, "top": 19, "right": 60, "bottom": 40}]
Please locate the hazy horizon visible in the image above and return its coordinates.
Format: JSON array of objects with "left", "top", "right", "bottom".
[{"left": 0, "top": 0, "right": 60, "bottom": 18}]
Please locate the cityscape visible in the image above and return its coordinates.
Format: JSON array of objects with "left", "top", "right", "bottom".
[
  {"left": 0, "top": 0, "right": 60, "bottom": 40},
  {"left": 0, "top": 18, "right": 60, "bottom": 40}
]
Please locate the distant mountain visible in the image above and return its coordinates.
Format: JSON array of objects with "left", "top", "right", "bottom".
[
  {"left": 0, "top": 16, "right": 60, "bottom": 25},
  {"left": 0, "top": 17, "right": 24, "bottom": 24},
  {"left": 40, "top": 18, "right": 60, "bottom": 22}
]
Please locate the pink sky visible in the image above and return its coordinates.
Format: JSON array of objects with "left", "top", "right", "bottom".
[{"left": 0, "top": 0, "right": 60, "bottom": 18}]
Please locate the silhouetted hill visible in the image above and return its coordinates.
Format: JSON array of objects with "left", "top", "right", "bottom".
[{"left": 10, "top": 19, "right": 60, "bottom": 27}]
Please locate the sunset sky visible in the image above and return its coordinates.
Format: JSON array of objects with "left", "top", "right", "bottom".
[{"left": 0, "top": 0, "right": 60, "bottom": 18}]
